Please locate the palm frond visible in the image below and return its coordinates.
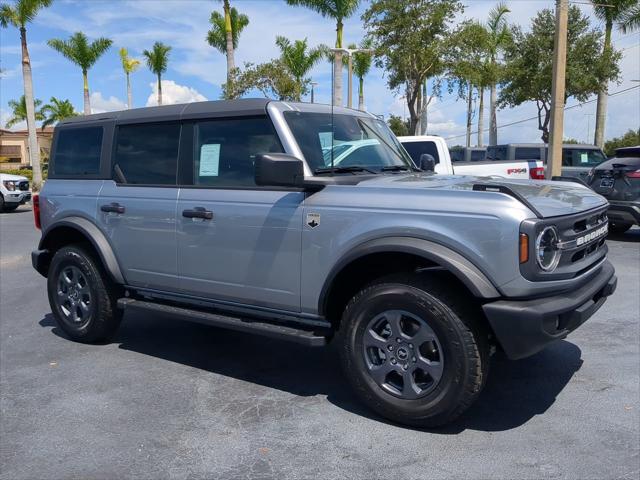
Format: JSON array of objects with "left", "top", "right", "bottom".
[{"left": 143, "top": 41, "right": 171, "bottom": 75}]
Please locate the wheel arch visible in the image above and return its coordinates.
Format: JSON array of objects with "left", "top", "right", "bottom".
[
  {"left": 37, "top": 217, "right": 125, "bottom": 284},
  {"left": 318, "top": 237, "right": 500, "bottom": 324}
]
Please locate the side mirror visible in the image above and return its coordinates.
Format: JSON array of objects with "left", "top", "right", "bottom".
[
  {"left": 419, "top": 153, "right": 436, "bottom": 172},
  {"left": 255, "top": 153, "right": 304, "bottom": 188}
]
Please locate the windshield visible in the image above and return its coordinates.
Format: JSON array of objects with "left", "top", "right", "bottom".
[{"left": 284, "top": 112, "right": 415, "bottom": 174}]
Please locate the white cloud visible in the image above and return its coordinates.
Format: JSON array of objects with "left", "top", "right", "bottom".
[
  {"left": 145, "top": 80, "right": 207, "bottom": 107},
  {"left": 90, "top": 92, "right": 127, "bottom": 114}
]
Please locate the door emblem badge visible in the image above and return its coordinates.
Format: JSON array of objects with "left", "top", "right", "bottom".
[{"left": 306, "top": 213, "right": 320, "bottom": 229}]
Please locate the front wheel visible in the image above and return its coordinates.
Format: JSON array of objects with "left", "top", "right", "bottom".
[{"left": 339, "top": 275, "right": 489, "bottom": 428}]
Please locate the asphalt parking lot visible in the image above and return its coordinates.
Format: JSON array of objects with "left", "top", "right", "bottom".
[{"left": 1, "top": 205, "right": 638, "bottom": 480}]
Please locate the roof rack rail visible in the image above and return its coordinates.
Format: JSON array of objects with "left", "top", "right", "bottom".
[{"left": 472, "top": 183, "right": 543, "bottom": 219}]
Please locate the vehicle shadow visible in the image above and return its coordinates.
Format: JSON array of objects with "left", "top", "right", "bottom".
[
  {"left": 39, "top": 311, "right": 583, "bottom": 433},
  {"left": 607, "top": 227, "right": 639, "bottom": 243}
]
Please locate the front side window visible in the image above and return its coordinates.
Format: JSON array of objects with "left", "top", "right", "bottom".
[
  {"left": 193, "top": 117, "right": 283, "bottom": 187},
  {"left": 53, "top": 127, "right": 103, "bottom": 175},
  {"left": 114, "top": 123, "right": 180, "bottom": 185},
  {"left": 284, "top": 112, "right": 414, "bottom": 173},
  {"left": 401, "top": 141, "right": 440, "bottom": 164}
]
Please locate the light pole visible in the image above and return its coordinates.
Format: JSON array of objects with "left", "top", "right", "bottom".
[
  {"left": 329, "top": 47, "right": 373, "bottom": 108},
  {"left": 310, "top": 82, "right": 318, "bottom": 103}
]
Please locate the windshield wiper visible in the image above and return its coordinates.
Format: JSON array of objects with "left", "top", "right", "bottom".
[
  {"left": 314, "top": 165, "right": 377, "bottom": 175},
  {"left": 381, "top": 165, "right": 410, "bottom": 172}
]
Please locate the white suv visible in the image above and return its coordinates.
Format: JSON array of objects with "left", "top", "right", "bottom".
[{"left": 0, "top": 172, "right": 31, "bottom": 212}]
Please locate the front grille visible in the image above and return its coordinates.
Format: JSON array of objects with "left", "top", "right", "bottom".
[
  {"left": 520, "top": 205, "right": 609, "bottom": 281},
  {"left": 18, "top": 181, "right": 29, "bottom": 191}
]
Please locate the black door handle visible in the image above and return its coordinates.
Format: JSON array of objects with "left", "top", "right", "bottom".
[
  {"left": 182, "top": 207, "right": 213, "bottom": 220},
  {"left": 101, "top": 202, "right": 125, "bottom": 214}
]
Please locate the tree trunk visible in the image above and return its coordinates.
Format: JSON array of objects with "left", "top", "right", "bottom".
[
  {"left": 157, "top": 74, "right": 163, "bottom": 105},
  {"left": 466, "top": 81, "right": 473, "bottom": 148},
  {"left": 224, "top": 0, "right": 235, "bottom": 87},
  {"left": 419, "top": 81, "right": 428, "bottom": 135},
  {"left": 477, "top": 86, "right": 484, "bottom": 147},
  {"left": 333, "top": 19, "right": 344, "bottom": 106},
  {"left": 415, "top": 84, "right": 422, "bottom": 134},
  {"left": 358, "top": 76, "right": 364, "bottom": 110},
  {"left": 489, "top": 82, "right": 497, "bottom": 145},
  {"left": 20, "top": 27, "right": 42, "bottom": 190},
  {"left": 126, "top": 72, "right": 132, "bottom": 109},
  {"left": 82, "top": 70, "right": 90, "bottom": 114},
  {"left": 594, "top": 19, "right": 612, "bottom": 147}
]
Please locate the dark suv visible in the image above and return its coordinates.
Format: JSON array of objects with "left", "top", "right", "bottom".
[{"left": 588, "top": 145, "right": 640, "bottom": 234}]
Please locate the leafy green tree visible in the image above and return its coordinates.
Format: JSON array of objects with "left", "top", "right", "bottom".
[
  {"left": 5, "top": 95, "right": 44, "bottom": 128},
  {"left": 48, "top": 32, "right": 113, "bottom": 115},
  {"left": 207, "top": 3, "right": 249, "bottom": 94},
  {"left": 592, "top": 0, "right": 637, "bottom": 147},
  {"left": 119, "top": 48, "right": 140, "bottom": 109},
  {"left": 604, "top": 129, "right": 640, "bottom": 156},
  {"left": 387, "top": 114, "right": 410, "bottom": 136},
  {"left": 41, "top": 97, "right": 78, "bottom": 128},
  {"left": 143, "top": 41, "right": 171, "bottom": 106},
  {"left": 0, "top": 0, "right": 53, "bottom": 190},
  {"left": 223, "top": 60, "right": 299, "bottom": 101},
  {"left": 275, "top": 36, "right": 325, "bottom": 101},
  {"left": 363, "top": 0, "right": 463, "bottom": 134},
  {"left": 482, "top": 2, "right": 511, "bottom": 146},
  {"left": 286, "top": 0, "right": 360, "bottom": 106},
  {"left": 349, "top": 39, "right": 373, "bottom": 110},
  {"left": 499, "top": 6, "right": 621, "bottom": 143}
]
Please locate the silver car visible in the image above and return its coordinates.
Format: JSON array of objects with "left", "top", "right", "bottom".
[{"left": 32, "top": 99, "right": 616, "bottom": 427}]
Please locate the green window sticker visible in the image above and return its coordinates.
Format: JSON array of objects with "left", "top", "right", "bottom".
[{"left": 199, "top": 144, "right": 220, "bottom": 177}]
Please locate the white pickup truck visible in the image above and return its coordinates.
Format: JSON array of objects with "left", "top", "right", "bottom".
[{"left": 398, "top": 135, "right": 546, "bottom": 180}]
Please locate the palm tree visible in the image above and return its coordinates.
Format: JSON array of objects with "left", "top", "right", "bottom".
[
  {"left": 0, "top": 0, "right": 52, "bottom": 190},
  {"left": 143, "top": 42, "right": 171, "bottom": 106},
  {"left": 48, "top": 32, "right": 113, "bottom": 115},
  {"left": 119, "top": 48, "right": 140, "bottom": 109},
  {"left": 41, "top": 97, "right": 78, "bottom": 129},
  {"left": 483, "top": 2, "right": 511, "bottom": 146},
  {"left": 5, "top": 95, "right": 44, "bottom": 128},
  {"left": 619, "top": 3, "right": 640, "bottom": 33},
  {"left": 275, "top": 36, "right": 325, "bottom": 101},
  {"left": 207, "top": 3, "right": 249, "bottom": 91},
  {"left": 349, "top": 40, "right": 372, "bottom": 111},
  {"left": 286, "top": 0, "right": 360, "bottom": 106},
  {"left": 592, "top": 0, "right": 637, "bottom": 147}
]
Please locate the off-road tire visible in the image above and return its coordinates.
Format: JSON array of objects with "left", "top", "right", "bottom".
[
  {"left": 47, "top": 245, "right": 122, "bottom": 343},
  {"left": 338, "top": 273, "right": 489, "bottom": 428}
]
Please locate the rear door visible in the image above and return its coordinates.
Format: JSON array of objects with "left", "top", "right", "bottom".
[
  {"left": 176, "top": 116, "right": 304, "bottom": 312},
  {"left": 97, "top": 122, "right": 181, "bottom": 290}
]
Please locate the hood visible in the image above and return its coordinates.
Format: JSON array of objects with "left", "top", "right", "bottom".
[
  {"left": 357, "top": 173, "right": 608, "bottom": 218},
  {"left": 0, "top": 173, "right": 29, "bottom": 182}
]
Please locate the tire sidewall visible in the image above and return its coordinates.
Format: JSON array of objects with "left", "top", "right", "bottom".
[
  {"left": 341, "top": 283, "right": 475, "bottom": 423},
  {"left": 47, "top": 247, "right": 101, "bottom": 340}
]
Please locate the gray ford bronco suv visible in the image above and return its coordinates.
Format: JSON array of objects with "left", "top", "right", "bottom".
[{"left": 32, "top": 99, "right": 616, "bottom": 427}]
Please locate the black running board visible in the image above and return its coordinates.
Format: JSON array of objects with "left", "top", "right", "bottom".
[{"left": 117, "top": 298, "right": 327, "bottom": 347}]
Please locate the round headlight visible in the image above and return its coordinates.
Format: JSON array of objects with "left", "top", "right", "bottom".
[{"left": 536, "top": 226, "right": 560, "bottom": 272}]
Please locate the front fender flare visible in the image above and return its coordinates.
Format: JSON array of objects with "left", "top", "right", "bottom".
[
  {"left": 38, "top": 217, "right": 125, "bottom": 284},
  {"left": 318, "top": 236, "right": 500, "bottom": 315}
]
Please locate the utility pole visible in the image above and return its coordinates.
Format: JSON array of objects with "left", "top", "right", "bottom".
[{"left": 547, "top": 0, "right": 568, "bottom": 179}]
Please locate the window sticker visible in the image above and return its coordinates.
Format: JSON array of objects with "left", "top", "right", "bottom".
[
  {"left": 199, "top": 144, "right": 220, "bottom": 176},
  {"left": 580, "top": 152, "right": 589, "bottom": 164}
]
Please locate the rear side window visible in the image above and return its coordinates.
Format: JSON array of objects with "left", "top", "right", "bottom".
[
  {"left": 192, "top": 117, "right": 282, "bottom": 187},
  {"left": 562, "top": 148, "right": 606, "bottom": 167},
  {"left": 114, "top": 123, "right": 181, "bottom": 185},
  {"left": 486, "top": 146, "right": 507, "bottom": 161},
  {"left": 450, "top": 148, "right": 463, "bottom": 162},
  {"left": 53, "top": 127, "right": 103, "bottom": 175},
  {"left": 401, "top": 141, "right": 440, "bottom": 164},
  {"left": 515, "top": 148, "right": 542, "bottom": 160},
  {"left": 470, "top": 150, "right": 486, "bottom": 161}
]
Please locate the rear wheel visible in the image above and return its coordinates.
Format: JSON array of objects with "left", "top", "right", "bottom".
[
  {"left": 338, "top": 274, "right": 489, "bottom": 428},
  {"left": 47, "top": 245, "right": 122, "bottom": 343},
  {"left": 609, "top": 222, "right": 632, "bottom": 234}
]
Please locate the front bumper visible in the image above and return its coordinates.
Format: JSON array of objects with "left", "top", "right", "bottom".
[
  {"left": 3, "top": 191, "right": 31, "bottom": 204},
  {"left": 483, "top": 260, "right": 616, "bottom": 360},
  {"left": 607, "top": 201, "right": 640, "bottom": 226}
]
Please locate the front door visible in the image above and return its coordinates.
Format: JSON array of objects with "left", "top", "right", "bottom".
[{"left": 176, "top": 116, "right": 303, "bottom": 312}]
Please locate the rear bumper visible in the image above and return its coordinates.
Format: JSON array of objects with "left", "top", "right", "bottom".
[
  {"left": 483, "top": 260, "right": 616, "bottom": 360},
  {"left": 607, "top": 201, "right": 640, "bottom": 225}
]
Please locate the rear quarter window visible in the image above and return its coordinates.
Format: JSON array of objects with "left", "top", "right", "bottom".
[{"left": 52, "top": 127, "right": 103, "bottom": 176}]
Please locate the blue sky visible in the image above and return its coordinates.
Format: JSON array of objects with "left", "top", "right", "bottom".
[{"left": 0, "top": 0, "right": 638, "bottom": 145}]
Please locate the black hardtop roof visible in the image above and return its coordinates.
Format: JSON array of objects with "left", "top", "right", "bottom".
[{"left": 58, "top": 98, "right": 272, "bottom": 126}]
